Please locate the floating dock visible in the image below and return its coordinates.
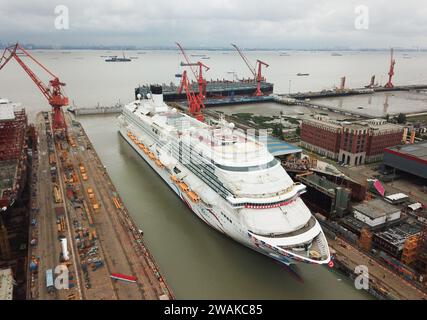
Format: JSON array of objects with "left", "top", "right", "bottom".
[
  {"left": 67, "top": 103, "right": 123, "bottom": 116},
  {"left": 135, "top": 79, "right": 274, "bottom": 105}
]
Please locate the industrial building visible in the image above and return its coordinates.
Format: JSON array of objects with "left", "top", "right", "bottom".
[
  {"left": 300, "top": 116, "right": 403, "bottom": 166},
  {"left": 383, "top": 142, "right": 427, "bottom": 179},
  {"left": 296, "top": 173, "right": 351, "bottom": 218},
  {"left": 372, "top": 223, "right": 422, "bottom": 259},
  {"left": 384, "top": 193, "right": 409, "bottom": 205},
  {"left": 0, "top": 268, "right": 14, "bottom": 300},
  {"left": 353, "top": 199, "right": 401, "bottom": 227}
]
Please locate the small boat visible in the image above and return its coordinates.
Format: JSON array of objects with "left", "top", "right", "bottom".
[
  {"left": 331, "top": 53, "right": 343, "bottom": 56},
  {"left": 105, "top": 52, "right": 131, "bottom": 62},
  {"left": 297, "top": 73, "right": 309, "bottom": 76}
]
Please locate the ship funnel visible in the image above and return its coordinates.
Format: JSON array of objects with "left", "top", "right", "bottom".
[{"left": 150, "top": 85, "right": 163, "bottom": 107}]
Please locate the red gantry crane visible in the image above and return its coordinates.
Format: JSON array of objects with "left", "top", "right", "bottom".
[
  {"left": 384, "top": 48, "right": 396, "bottom": 88},
  {"left": 0, "top": 43, "right": 69, "bottom": 132},
  {"left": 231, "top": 43, "right": 269, "bottom": 96},
  {"left": 178, "top": 70, "right": 205, "bottom": 122},
  {"left": 175, "top": 42, "right": 210, "bottom": 101}
]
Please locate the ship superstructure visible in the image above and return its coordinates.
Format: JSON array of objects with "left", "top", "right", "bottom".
[{"left": 118, "top": 86, "right": 330, "bottom": 265}]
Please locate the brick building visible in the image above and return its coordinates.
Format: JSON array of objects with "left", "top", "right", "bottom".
[{"left": 300, "top": 116, "right": 403, "bottom": 166}]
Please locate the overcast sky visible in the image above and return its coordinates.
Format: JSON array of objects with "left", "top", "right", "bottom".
[{"left": 0, "top": 0, "right": 425, "bottom": 48}]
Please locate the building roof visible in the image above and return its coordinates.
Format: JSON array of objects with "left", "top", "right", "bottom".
[
  {"left": 266, "top": 136, "right": 302, "bottom": 156},
  {"left": 385, "top": 193, "right": 408, "bottom": 202},
  {"left": 385, "top": 142, "right": 427, "bottom": 164},
  {"left": 375, "top": 223, "right": 422, "bottom": 247},
  {"left": 0, "top": 103, "right": 15, "bottom": 121},
  {"left": 353, "top": 199, "right": 400, "bottom": 219},
  {"left": 0, "top": 268, "right": 13, "bottom": 300}
]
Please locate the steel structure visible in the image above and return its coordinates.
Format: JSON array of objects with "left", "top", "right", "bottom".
[
  {"left": 231, "top": 43, "right": 269, "bottom": 96},
  {"left": 175, "top": 42, "right": 210, "bottom": 101},
  {"left": 178, "top": 70, "right": 205, "bottom": 122},
  {"left": 180, "top": 61, "right": 210, "bottom": 100},
  {"left": 385, "top": 48, "right": 396, "bottom": 88},
  {"left": 0, "top": 43, "right": 69, "bottom": 131},
  {"left": 0, "top": 110, "right": 26, "bottom": 161}
]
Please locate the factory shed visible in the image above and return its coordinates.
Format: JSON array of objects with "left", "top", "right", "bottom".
[{"left": 384, "top": 142, "right": 427, "bottom": 179}]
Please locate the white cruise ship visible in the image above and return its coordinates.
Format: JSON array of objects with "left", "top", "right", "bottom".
[{"left": 117, "top": 85, "right": 330, "bottom": 266}]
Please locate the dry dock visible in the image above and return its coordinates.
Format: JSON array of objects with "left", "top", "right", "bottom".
[
  {"left": 328, "top": 236, "right": 427, "bottom": 300},
  {"left": 28, "top": 111, "right": 173, "bottom": 300}
]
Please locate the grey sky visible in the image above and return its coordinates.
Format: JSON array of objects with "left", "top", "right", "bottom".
[{"left": 0, "top": 0, "right": 425, "bottom": 48}]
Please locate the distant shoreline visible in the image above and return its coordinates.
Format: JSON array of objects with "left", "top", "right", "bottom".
[{"left": 1, "top": 45, "right": 426, "bottom": 52}]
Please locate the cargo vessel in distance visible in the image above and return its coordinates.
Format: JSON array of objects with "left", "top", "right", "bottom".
[
  {"left": 118, "top": 85, "right": 330, "bottom": 266},
  {"left": 135, "top": 78, "right": 274, "bottom": 106}
]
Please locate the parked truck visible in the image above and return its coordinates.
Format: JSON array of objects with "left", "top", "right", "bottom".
[{"left": 46, "top": 269, "right": 55, "bottom": 294}]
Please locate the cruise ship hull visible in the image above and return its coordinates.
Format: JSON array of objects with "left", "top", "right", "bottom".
[{"left": 118, "top": 123, "right": 329, "bottom": 266}]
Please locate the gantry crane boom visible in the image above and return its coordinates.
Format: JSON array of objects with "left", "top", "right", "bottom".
[
  {"left": 231, "top": 43, "right": 269, "bottom": 96},
  {"left": 0, "top": 43, "right": 69, "bottom": 131},
  {"left": 175, "top": 42, "right": 198, "bottom": 80},
  {"left": 180, "top": 61, "right": 210, "bottom": 99},
  {"left": 231, "top": 43, "right": 256, "bottom": 78},
  {"left": 175, "top": 42, "right": 209, "bottom": 101}
]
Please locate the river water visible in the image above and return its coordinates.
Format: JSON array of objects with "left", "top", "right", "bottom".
[{"left": 2, "top": 49, "right": 417, "bottom": 299}]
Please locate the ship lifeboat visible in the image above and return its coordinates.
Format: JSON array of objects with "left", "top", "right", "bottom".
[
  {"left": 178, "top": 182, "right": 189, "bottom": 192},
  {"left": 142, "top": 146, "right": 149, "bottom": 154},
  {"left": 186, "top": 190, "right": 200, "bottom": 203},
  {"left": 309, "top": 250, "right": 322, "bottom": 261},
  {"left": 148, "top": 152, "right": 156, "bottom": 160},
  {"left": 155, "top": 159, "right": 164, "bottom": 168},
  {"left": 138, "top": 143, "right": 145, "bottom": 149},
  {"left": 170, "top": 175, "right": 179, "bottom": 183}
]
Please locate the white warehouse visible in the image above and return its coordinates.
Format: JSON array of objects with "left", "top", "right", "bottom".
[{"left": 353, "top": 199, "right": 401, "bottom": 227}]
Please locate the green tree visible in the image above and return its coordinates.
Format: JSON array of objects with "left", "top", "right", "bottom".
[{"left": 397, "top": 113, "right": 406, "bottom": 124}]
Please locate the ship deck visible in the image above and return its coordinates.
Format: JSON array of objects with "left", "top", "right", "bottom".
[{"left": 136, "top": 79, "right": 274, "bottom": 95}]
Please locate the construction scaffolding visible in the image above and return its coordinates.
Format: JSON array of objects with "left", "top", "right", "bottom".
[
  {"left": 359, "top": 228, "right": 373, "bottom": 252},
  {"left": 0, "top": 109, "right": 27, "bottom": 161},
  {"left": 401, "top": 234, "right": 420, "bottom": 266},
  {"left": 0, "top": 108, "right": 27, "bottom": 208},
  {"left": 414, "top": 226, "right": 427, "bottom": 277}
]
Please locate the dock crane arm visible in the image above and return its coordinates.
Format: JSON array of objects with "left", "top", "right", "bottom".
[
  {"left": 231, "top": 43, "right": 256, "bottom": 79},
  {"left": 0, "top": 43, "right": 69, "bottom": 131},
  {"left": 176, "top": 42, "right": 199, "bottom": 80}
]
